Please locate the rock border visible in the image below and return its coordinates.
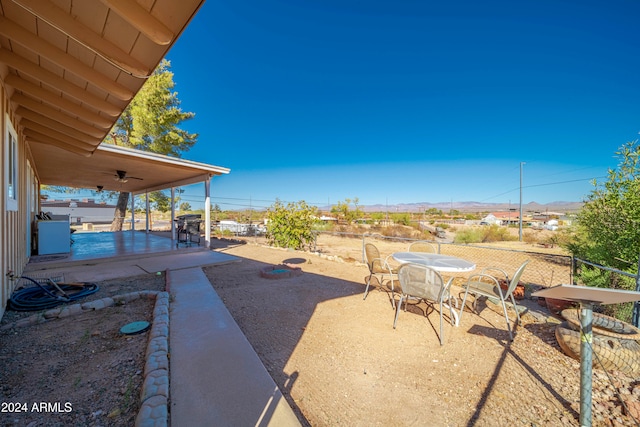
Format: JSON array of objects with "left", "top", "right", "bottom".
[{"left": 0, "top": 290, "right": 170, "bottom": 427}]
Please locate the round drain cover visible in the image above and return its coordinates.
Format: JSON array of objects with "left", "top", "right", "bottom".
[{"left": 120, "top": 321, "right": 150, "bottom": 335}]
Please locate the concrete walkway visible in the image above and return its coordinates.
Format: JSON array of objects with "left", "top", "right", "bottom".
[{"left": 168, "top": 267, "right": 301, "bottom": 426}]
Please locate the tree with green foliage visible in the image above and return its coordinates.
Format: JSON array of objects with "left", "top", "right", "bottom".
[
  {"left": 104, "top": 59, "right": 197, "bottom": 231},
  {"left": 566, "top": 141, "right": 640, "bottom": 293},
  {"left": 331, "top": 197, "right": 362, "bottom": 223},
  {"left": 179, "top": 202, "right": 192, "bottom": 211},
  {"left": 390, "top": 212, "right": 411, "bottom": 226},
  {"left": 266, "top": 200, "right": 318, "bottom": 250},
  {"left": 567, "top": 141, "right": 640, "bottom": 272},
  {"left": 150, "top": 191, "right": 171, "bottom": 213}
]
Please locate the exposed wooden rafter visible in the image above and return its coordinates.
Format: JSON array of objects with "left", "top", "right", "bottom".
[
  {"left": 20, "top": 119, "right": 100, "bottom": 149},
  {"left": 11, "top": 94, "right": 108, "bottom": 137},
  {"left": 99, "top": 0, "right": 174, "bottom": 46},
  {"left": 11, "top": 0, "right": 152, "bottom": 78},
  {"left": 16, "top": 108, "right": 97, "bottom": 143},
  {"left": 0, "top": 16, "right": 133, "bottom": 100},
  {"left": 25, "top": 131, "right": 93, "bottom": 157},
  {"left": 7, "top": 76, "right": 115, "bottom": 128},
  {"left": 0, "top": 49, "right": 122, "bottom": 115}
]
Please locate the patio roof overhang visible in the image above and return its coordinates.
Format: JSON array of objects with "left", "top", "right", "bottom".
[
  {"left": 1, "top": 0, "right": 220, "bottom": 193},
  {"left": 31, "top": 143, "right": 229, "bottom": 196}
]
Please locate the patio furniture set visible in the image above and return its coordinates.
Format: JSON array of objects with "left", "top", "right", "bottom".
[{"left": 363, "top": 241, "right": 529, "bottom": 345}]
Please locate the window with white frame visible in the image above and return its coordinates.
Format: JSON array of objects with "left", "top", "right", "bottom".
[{"left": 5, "top": 115, "right": 18, "bottom": 211}]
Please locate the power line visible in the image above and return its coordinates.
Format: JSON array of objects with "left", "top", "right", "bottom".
[{"left": 480, "top": 176, "right": 606, "bottom": 203}]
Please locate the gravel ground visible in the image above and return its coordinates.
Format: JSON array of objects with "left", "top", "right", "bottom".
[{"left": 204, "top": 237, "right": 640, "bottom": 426}]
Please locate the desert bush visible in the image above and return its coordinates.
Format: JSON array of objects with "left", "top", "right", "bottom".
[
  {"left": 266, "top": 200, "right": 318, "bottom": 250},
  {"left": 384, "top": 225, "right": 420, "bottom": 239},
  {"left": 454, "top": 228, "right": 484, "bottom": 244},
  {"left": 454, "top": 225, "right": 515, "bottom": 244},
  {"left": 483, "top": 225, "right": 516, "bottom": 242},
  {"left": 522, "top": 231, "right": 538, "bottom": 244}
]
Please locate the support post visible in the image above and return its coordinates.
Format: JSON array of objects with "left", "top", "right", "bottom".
[
  {"left": 130, "top": 193, "right": 135, "bottom": 233},
  {"left": 204, "top": 177, "right": 211, "bottom": 249},
  {"left": 579, "top": 302, "right": 593, "bottom": 427},
  {"left": 145, "top": 192, "right": 150, "bottom": 233},
  {"left": 170, "top": 187, "right": 176, "bottom": 242},
  {"left": 519, "top": 162, "right": 524, "bottom": 242}
]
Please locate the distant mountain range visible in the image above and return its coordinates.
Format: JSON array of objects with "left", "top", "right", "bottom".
[{"left": 326, "top": 201, "right": 584, "bottom": 214}]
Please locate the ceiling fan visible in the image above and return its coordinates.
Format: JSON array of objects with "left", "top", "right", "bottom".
[{"left": 113, "top": 170, "right": 143, "bottom": 183}]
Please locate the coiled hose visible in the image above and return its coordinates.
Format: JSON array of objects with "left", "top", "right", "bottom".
[{"left": 9, "top": 276, "right": 99, "bottom": 311}]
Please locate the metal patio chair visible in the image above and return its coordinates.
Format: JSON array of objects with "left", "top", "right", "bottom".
[
  {"left": 408, "top": 240, "right": 439, "bottom": 254},
  {"left": 363, "top": 243, "right": 399, "bottom": 307},
  {"left": 394, "top": 263, "right": 458, "bottom": 345},
  {"left": 459, "top": 260, "right": 529, "bottom": 341}
]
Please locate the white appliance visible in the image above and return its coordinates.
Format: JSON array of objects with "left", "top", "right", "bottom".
[{"left": 37, "top": 220, "right": 71, "bottom": 255}]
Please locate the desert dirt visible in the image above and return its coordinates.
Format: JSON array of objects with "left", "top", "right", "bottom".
[
  {"left": 0, "top": 232, "right": 639, "bottom": 426},
  {"left": 0, "top": 273, "right": 165, "bottom": 427}
]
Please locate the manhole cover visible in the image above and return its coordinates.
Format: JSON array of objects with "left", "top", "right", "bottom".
[{"left": 120, "top": 321, "right": 150, "bottom": 335}]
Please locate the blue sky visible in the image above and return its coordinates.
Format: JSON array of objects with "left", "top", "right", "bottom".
[{"left": 57, "top": 1, "right": 640, "bottom": 211}]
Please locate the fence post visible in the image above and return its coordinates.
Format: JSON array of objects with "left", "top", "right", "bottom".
[{"left": 633, "top": 254, "right": 640, "bottom": 328}]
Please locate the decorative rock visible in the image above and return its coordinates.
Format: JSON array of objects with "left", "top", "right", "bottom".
[
  {"left": 139, "top": 290, "right": 160, "bottom": 300},
  {"left": 140, "top": 369, "right": 169, "bottom": 400},
  {"left": 153, "top": 304, "right": 169, "bottom": 318},
  {"left": 101, "top": 297, "right": 115, "bottom": 308},
  {"left": 146, "top": 337, "right": 168, "bottom": 356},
  {"left": 58, "top": 303, "right": 83, "bottom": 318},
  {"left": 82, "top": 299, "right": 105, "bottom": 311},
  {"left": 113, "top": 292, "right": 141, "bottom": 304},
  {"left": 153, "top": 314, "right": 169, "bottom": 328},
  {"left": 15, "top": 316, "right": 40, "bottom": 327},
  {"left": 149, "top": 323, "right": 169, "bottom": 339},
  {"left": 145, "top": 350, "right": 169, "bottom": 373},
  {"left": 135, "top": 395, "right": 168, "bottom": 427},
  {"left": 43, "top": 308, "right": 62, "bottom": 319}
]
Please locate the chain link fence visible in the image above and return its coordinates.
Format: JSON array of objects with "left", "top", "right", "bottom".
[
  {"left": 573, "top": 257, "right": 640, "bottom": 325},
  {"left": 311, "top": 231, "right": 572, "bottom": 290}
]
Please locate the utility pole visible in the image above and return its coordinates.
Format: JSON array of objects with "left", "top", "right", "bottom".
[{"left": 519, "top": 162, "right": 525, "bottom": 242}]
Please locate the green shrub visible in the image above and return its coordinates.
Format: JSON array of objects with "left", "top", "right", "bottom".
[{"left": 266, "top": 200, "right": 318, "bottom": 250}]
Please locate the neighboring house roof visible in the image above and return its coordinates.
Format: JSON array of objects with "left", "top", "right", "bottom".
[
  {"left": 490, "top": 211, "right": 520, "bottom": 220},
  {"left": 42, "top": 199, "right": 116, "bottom": 209}
]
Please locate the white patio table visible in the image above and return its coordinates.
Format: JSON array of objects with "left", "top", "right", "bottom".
[{"left": 391, "top": 252, "right": 476, "bottom": 273}]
